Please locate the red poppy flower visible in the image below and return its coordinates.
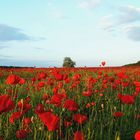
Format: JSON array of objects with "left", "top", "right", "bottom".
[
  {"left": 50, "top": 94, "right": 63, "bottom": 107},
  {"left": 46, "top": 78, "right": 54, "bottom": 86},
  {"left": 133, "top": 92, "right": 139, "bottom": 97},
  {"left": 9, "top": 111, "right": 22, "bottom": 124},
  {"left": 6, "top": 74, "right": 20, "bottom": 85},
  {"left": 38, "top": 112, "right": 60, "bottom": 131},
  {"left": 43, "top": 94, "right": 49, "bottom": 101},
  {"left": 136, "top": 87, "right": 140, "bottom": 92},
  {"left": 22, "top": 104, "right": 32, "bottom": 114},
  {"left": 37, "top": 81, "right": 45, "bottom": 88},
  {"left": 62, "top": 74, "right": 68, "bottom": 80},
  {"left": 86, "top": 103, "right": 91, "bottom": 108},
  {"left": 55, "top": 74, "right": 63, "bottom": 81},
  {"left": 117, "top": 72, "right": 128, "bottom": 79},
  {"left": 82, "top": 91, "right": 92, "bottom": 97},
  {"left": 134, "top": 81, "right": 140, "bottom": 87},
  {"left": 17, "top": 99, "right": 32, "bottom": 114},
  {"left": 73, "top": 114, "right": 88, "bottom": 124},
  {"left": 113, "top": 112, "right": 124, "bottom": 117},
  {"left": 25, "top": 96, "right": 31, "bottom": 102},
  {"left": 118, "top": 93, "right": 123, "bottom": 100},
  {"left": 64, "top": 120, "right": 73, "bottom": 127},
  {"left": 53, "top": 87, "right": 59, "bottom": 94},
  {"left": 63, "top": 99, "right": 78, "bottom": 112},
  {"left": 18, "top": 98, "right": 31, "bottom": 110},
  {"left": 120, "top": 95, "right": 135, "bottom": 104},
  {"left": 65, "top": 78, "right": 71, "bottom": 84},
  {"left": 38, "top": 72, "right": 47, "bottom": 79},
  {"left": 23, "top": 118, "right": 31, "bottom": 126},
  {"left": 35, "top": 104, "right": 45, "bottom": 114},
  {"left": 31, "top": 77, "right": 36, "bottom": 84},
  {"left": 135, "top": 130, "right": 140, "bottom": 140},
  {"left": 0, "top": 94, "right": 14, "bottom": 114},
  {"left": 58, "top": 82, "right": 63, "bottom": 88},
  {"left": 74, "top": 131, "right": 85, "bottom": 140},
  {"left": 122, "top": 82, "right": 129, "bottom": 87},
  {"left": 99, "top": 93, "right": 104, "bottom": 97},
  {"left": 91, "top": 102, "right": 96, "bottom": 106},
  {"left": 19, "top": 78, "right": 25, "bottom": 85},
  {"left": 16, "top": 129, "right": 28, "bottom": 139},
  {"left": 73, "top": 74, "right": 81, "bottom": 81}
]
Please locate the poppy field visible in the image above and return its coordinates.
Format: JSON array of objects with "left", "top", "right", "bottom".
[{"left": 0, "top": 66, "right": 140, "bottom": 140}]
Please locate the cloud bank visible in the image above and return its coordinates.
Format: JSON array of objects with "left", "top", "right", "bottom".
[
  {"left": 124, "top": 26, "right": 140, "bottom": 41},
  {"left": 100, "top": 5, "right": 140, "bottom": 41},
  {"left": 79, "top": 0, "right": 101, "bottom": 9},
  {"left": 0, "top": 24, "right": 31, "bottom": 42}
]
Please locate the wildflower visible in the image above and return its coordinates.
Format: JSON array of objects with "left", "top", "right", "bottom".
[
  {"left": 6, "top": 74, "right": 20, "bottom": 85},
  {"left": 134, "top": 131, "right": 140, "bottom": 140},
  {"left": 38, "top": 112, "right": 60, "bottom": 131},
  {"left": 82, "top": 90, "right": 92, "bottom": 97},
  {"left": 74, "top": 131, "right": 85, "bottom": 140},
  {"left": 19, "top": 78, "right": 25, "bottom": 85},
  {"left": 50, "top": 94, "right": 64, "bottom": 107},
  {"left": 63, "top": 99, "right": 78, "bottom": 112},
  {"left": 0, "top": 94, "right": 14, "bottom": 114},
  {"left": 73, "top": 114, "right": 88, "bottom": 124},
  {"left": 113, "top": 112, "right": 124, "bottom": 117},
  {"left": 64, "top": 120, "right": 73, "bottom": 127},
  {"left": 38, "top": 72, "right": 47, "bottom": 79},
  {"left": 35, "top": 104, "right": 45, "bottom": 114},
  {"left": 23, "top": 118, "right": 31, "bottom": 126},
  {"left": 9, "top": 111, "right": 22, "bottom": 124},
  {"left": 37, "top": 81, "right": 45, "bottom": 88},
  {"left": 120, "top": 95, "right": 135, "bottom": 104}
]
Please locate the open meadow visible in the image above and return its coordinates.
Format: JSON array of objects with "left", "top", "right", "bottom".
[{"left": 0, "top": 67, "right": 140, "bottom": 140}]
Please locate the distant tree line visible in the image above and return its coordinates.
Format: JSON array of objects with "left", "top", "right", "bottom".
[{"left": 124, "top": 61, "right": 140, "bottom": 66}]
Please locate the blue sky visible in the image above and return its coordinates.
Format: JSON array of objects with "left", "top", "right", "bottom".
[{"left": 0, "top": 0, "right": 140, "bottom": 67}]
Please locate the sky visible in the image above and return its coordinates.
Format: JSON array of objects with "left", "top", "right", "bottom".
[{"left": 0, "top": 0, "right": 140, "bottom": 67}]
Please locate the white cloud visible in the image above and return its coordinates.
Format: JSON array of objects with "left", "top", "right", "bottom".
[
  {"left": 52, "top": 10, "right": 66, "bottom": 19},
  {"left": 118, "top": 5, "right": 140, "bottom": 24},
  {"left": 100, "top": 15, "right": 115, "bottom": 30},
  {"left": 0, "top": 54, "right": 12, "bottom": 58},
  {"left": 100, "top": 5, "right": 140, "bottom": 30},
  {"left": 0, "top": 24, "right": 46, "bottom": 42},
  {"left": 0, "top": 45, "right": 8, "bottom": 49},
  {"left": 0, "top": 24, "right": 31, "bottom": 42},
  {"left": 124, "top": 26, "right": 140, "bottom": 41},
  {"left": 79, "top": 0, "right": 101, "bottom": 9},
  {"left": 100, "top": 5, "right": 140, "bottom": 41}
]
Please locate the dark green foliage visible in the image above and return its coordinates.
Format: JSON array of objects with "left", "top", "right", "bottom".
[
  {"left": 124, "top": 61, "right": 140, "bottom": 66},
  {"left": 63, "top": 57, "right": 76, "bottom": 68}
]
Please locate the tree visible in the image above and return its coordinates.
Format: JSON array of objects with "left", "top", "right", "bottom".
[{"left": 63, "top": 57, "right": 76, "bottom": 67}]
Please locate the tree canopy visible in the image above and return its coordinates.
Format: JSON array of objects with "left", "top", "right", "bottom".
[{"left": 63, "top": 57, "right": 76, "bottom": 68}]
